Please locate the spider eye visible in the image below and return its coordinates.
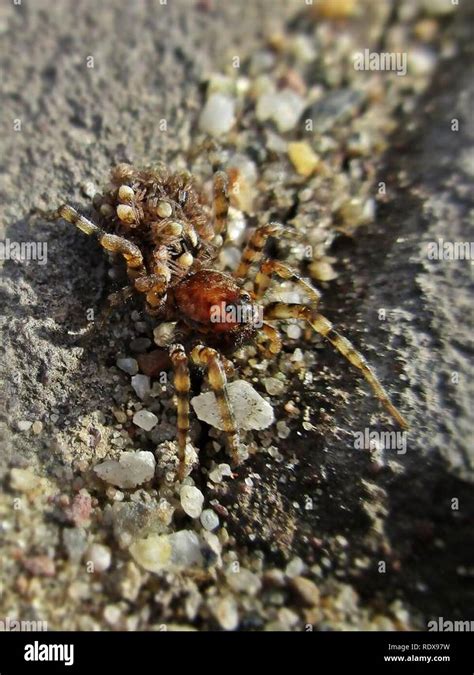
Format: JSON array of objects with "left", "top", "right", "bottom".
[{"left": 240, "top": 292, "right": 251, "bottom": 303}]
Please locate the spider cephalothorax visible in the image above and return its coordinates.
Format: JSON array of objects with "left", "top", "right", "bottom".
[{"left": 50, "top": 163, "right": 407, "bottom": 479}]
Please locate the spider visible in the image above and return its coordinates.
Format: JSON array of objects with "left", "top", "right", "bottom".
[{"left": 47, "top": 163, "right": 407, "bottom": 480}]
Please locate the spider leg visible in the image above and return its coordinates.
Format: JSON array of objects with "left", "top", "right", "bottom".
[
  {"left": 55, "top": 204, "right": 147, "bottom": 277},
  {"left": 263, "top": 302, "right": 408, "bottom": 429},
  {"left": 254, "top": 258, "right": 321, "bottom": 305},
  {"left": 92, "top": 285, "right": 135, "bottom": 332},
  {"left": 190, "top": 345, "right": 240, "bottom": 464},
  {"left": 256, "top": 322, "right": 283, "bottom": 358},
  {"left": 234, "top": 222, "right": 282, "bottom": 280},
  {"left": 134, "top": 271, "right": 170, "bottom": 313},
  {"left": 212, "top": 170, "right": 230, "bottom": 241},
  {"left": 170, "top": 343, "right": 191, "bottom": 481}
]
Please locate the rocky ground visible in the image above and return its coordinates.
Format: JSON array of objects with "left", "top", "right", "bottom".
[{"left": 0, "top": 0, "right": 472, "bottom": 631}]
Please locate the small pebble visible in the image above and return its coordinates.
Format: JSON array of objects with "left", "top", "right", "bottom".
[
  {"left": 16, "top": 420, "right": 32, "bottom": 432},
  {"left": 288, "top": 141, "right": 320, "bottom": 177},
  {"left": 85, "top": 543, "right": 112, "bottom": 572},
  {"left": 10, "top": 468, "right": 36, "bottom": 492},
  {"left": 112, "top": 408, "right": 127, "bottom": 424},
  {"left": 200, "top": 509, "right": 219, "bottom": 531},
  {"left": 276, "top": 420, "right": 291, "bottom": 439},
  {"left": 63, "top": 527, "right": 88, "bottom": 563},
  {"left": 208, "top": 596, "right": 239, "bottom": 631},
  {"left": 130, "top": 530, "right": 203, "bottom": 572},
  {"left": 191, "top": 380, "right": 274, "bottom": 431},
  {"left": 23, "top": 556, "right": 55, "bottom": 577},
  {"left": 129, "top": 535, "right": 172, "bottom": 573},
  {"left": 209, "top": 464, "right": 233, "bottom": 483},
  {"left": 285, "top": 556, "right": 305, "bottom": 578},
  {"left": 263, "top": 377, "right": 285, "bottom": 396},
  {"left": 226, "top": 567, "right": 262, "bottom": 596},
  {"left": 94, "top": 451, "right": 156, "bottom": 488},
  {"left": 180, "top": 485, "right": 204, "bottom": 519},
  {"left": 31, "top": 420, "right": 43, "bottom": 435},
  {"left": 131, "top": 374, "right": 151, "bottom": 400},
  {"left": 256, "top": 89, "right": 306, "bottom": 133},
  {"left": 117, "top": 358, "right": 139, "bottom": 376},
  {"left": 170, "top": 530, "right": 204, "bottom": 567},
  {"left": 290, "top": 576, "right": 321, "bottom": 607},
  {"left": 309, "top": 259, "right": 338, "bottom": 282},
  {"left": 103, "top": 604, "right": 122, "bottom": 626},
  {"left": 409, "top": 47, "right": 438, "bottom": 76},
  {"left": 65, "top": 491, "right": 92, "bottom": 526},
  {"left": 286, "top": 324, "right": 302, "bottom": 340},
  {"left": 133, "top": 410, "right": 158, "bottom": 431},
  {"left": 199, "top": 93, "right": 236, "bottom": 136}
]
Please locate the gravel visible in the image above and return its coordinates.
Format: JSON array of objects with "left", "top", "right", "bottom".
[
  {"left": 132, "top": 410, "right": 158, "bottom": 431},
  {"left": 117, "top": 358, "right": 139, "bottom": 376},
  {"left": 200, "top": 509, "right": 219, "bottom": 531},
  {"left": 84, "top": 543, "right": 112, "bottom": 572},
  {"left": 94, "top": 451, "right": 156, "bottom": 488},
  {"left": 180, "top": 485, "right": 205, "bottom": 519},
  {"left": 131, "top": 374, "right": 151, "bottom": 400},
  {"left": 199, "top": 93, "right": 236, "bottom": 136}
]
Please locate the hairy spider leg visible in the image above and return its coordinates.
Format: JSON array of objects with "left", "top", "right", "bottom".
[
  {"left": 212, "top": 170, "right": 230, "bottom": 241},
  {"left": 256, "top": 322, "right": 283, "bottom": 358},
  {"left": 234, "top": 222, "right": 282, "bottom": 280},
  {"left": 254, "top": 258, "right": 322, "bottom": 305},
  {"left": 190, "top": 345, "right": 240, "bottom": 465},
  {"left": 263, "top": 302, "right": 408, "bottom": 429},
  {"left": 170, "top": 344, "right": 191, "bottom": 481},
  {"left": 55, "top": 204, "right": 147, "bottom": 277}
]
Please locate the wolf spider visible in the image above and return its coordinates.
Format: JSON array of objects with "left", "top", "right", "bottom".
[{"left": 48, "top": 163, "right": 407, "bottom": 480}]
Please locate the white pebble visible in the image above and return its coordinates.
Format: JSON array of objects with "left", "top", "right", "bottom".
[
  {"left": 409, "top": 47, "right": 437, "bottom": 76},
  {"left": 209, "top": 464, "right": 233, "bottom": 483},
  {"left": 131, "top": 374, "right": 151, "bottom": 400},
  {"left": 116, "top": 358, "right": 139, "bottom": 376},
  {"left": 200, "top": 509, "right": 219, "bottom": 531},
  {"left": 256, "top": 89, "right": 306, "bottom": 133},
  {"left": 199, "top": 93, "right": 236, "bottom": 136},
  {"left": 285, "top": 556, "right": 305, "bottom": 578},
  {"left": 263, "top": 377, "right": 285, "bottom": 396},
  {"left": 129, "top": 534, "right": 172, "bottom": 573},
  {"left": 191, "top": 380, "right": 274, "bottom": 431},
  {"left": 103, "top": 604, "right": 122, "bottom": 626},
  {"left": 226, "top": 567, "right": 262, "bottom": 595},
  {"left": 132, "top": 410, "right": 158, "bottom": 431},
  {"left": 286, "top": 324, "right": 302, "bottom": 340},
  {"left": 10, "top": 468, "right": 37, "bottom": 492},
  {"left": 170, "top": 530, "right": 203, "bottom": 567},
  {"left": 180, "top": 485, "right": 204, "bottom": 519},
  {"left": 208, "top": 596, "right": 239, "bottom": 631},
  {"left": 94, "top": 451, "right": 156, "bottom": 488},
  {"left": 85, "top": 543, "right": 111, "bottom": 572},
  {"left": 16, "top": 420, "right": 32, "bottom": 432}
]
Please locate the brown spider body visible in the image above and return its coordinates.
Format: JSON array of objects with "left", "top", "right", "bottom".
[{"left": 49, "top": 163, "right": 407, "bottom": 480}]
